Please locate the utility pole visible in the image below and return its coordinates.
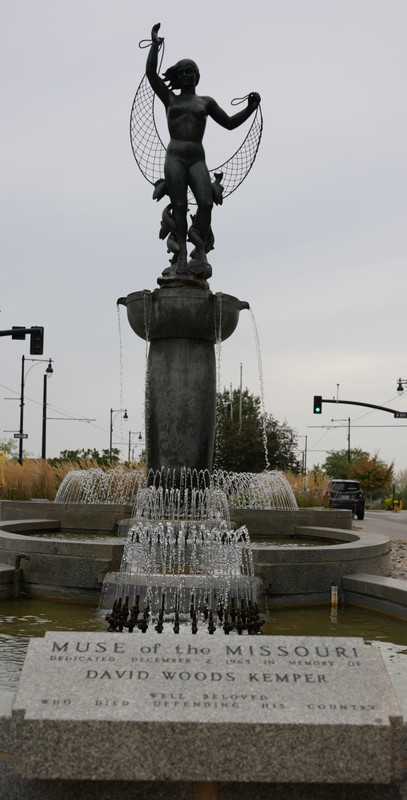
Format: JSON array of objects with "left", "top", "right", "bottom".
[
  {"left": 239, "top": 363, "right": 243, "bottom": 433},
  {"left": 18, "top": 355, "right": 26, "bottom": 464}
]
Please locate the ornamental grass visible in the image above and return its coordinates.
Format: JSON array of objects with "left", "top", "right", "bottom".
[{"left": 284, "top": 471, "right": 331, "bottom": 508}]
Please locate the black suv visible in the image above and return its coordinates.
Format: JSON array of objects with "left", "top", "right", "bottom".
[{"left": 326, "top": 479, "right": 365, "bottom": 520}]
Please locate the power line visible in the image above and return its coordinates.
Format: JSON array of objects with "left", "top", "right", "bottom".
[
  {"left": 0, "top": 382, "right": 107, "bottom": 434},
  {"left": 308, "top": 425, "right": 407, "bottom": 429}
]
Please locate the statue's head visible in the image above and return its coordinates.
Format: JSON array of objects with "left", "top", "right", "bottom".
[{"left": 163, "top": 59, "right": 200, "bottom": 89}]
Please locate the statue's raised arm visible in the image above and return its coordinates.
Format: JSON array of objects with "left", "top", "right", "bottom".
[
  {"left": 146, "top": 24, "right": 169, "bottom": 107},
  {"left": 140, "top": 23, "right": 262, "bottom": 289}
]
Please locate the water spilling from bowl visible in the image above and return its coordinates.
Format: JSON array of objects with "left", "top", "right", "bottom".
[
  {"left": 54, "top": 467, "right": 146, "bottom": 504},
  {"left": 55, "top": 466, "right": 298, "bottom": 511}
]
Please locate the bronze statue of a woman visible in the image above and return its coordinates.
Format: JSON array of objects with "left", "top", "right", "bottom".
[{"left": 145, "top": 23, "right": 261, "bottom": 283}]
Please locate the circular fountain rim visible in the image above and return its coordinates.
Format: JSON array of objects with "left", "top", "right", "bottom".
[{"left": 250, "top": 526, "right": 390, "bottom": 562}]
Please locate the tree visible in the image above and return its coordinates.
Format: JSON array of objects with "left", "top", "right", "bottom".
[
  {"left": 309, "top": 464, "right": 325, "bottom": 481},
  {"left": 0, "top": 438, "right": 18, "bottom": 460},
  {"left": 394, "top": 468, "right": 407, "bottom": 507},
  {"left": 322, "top": 448, "right": 369, "bottom": 479},
  {"left": 49, "top": 448, "right": 121, "bottom": 467},
  {"left": 349, "top": 454, "right": 393, "bottom": 500},
  {"left": 214, "top": 388, "right": 301, "bottom": 473},
  {"left": 395, "top": 468, "right": 407, "bottom": 490},
  {"left": 322, "top": 448, "right": 393, "bottom": 499},
  {"left": 265, "top": 417, "right": 301, "bottom": 472}
]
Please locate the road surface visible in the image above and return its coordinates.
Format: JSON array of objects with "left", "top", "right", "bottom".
[{"left": 353, "top": 510, "right": 407, "bottom": 542}]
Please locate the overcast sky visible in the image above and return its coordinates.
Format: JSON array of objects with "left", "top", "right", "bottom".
[{"left": 1, "top": 0, "right": 406, "bottom": 473}]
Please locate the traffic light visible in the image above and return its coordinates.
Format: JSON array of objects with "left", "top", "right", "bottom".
[
  {"left": 30, "top": 327, "right": 44, "bottom": 355},
  {"left": 313, "top": 395, "right": 322, "bottom": 414}
]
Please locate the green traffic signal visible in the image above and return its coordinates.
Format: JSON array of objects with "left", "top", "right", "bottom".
[{"left": 313, "top": 395, "right": 322, "bottom": 414}]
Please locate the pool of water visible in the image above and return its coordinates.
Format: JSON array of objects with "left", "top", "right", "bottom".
[
  {"left": 0, "top": 600, "right": 104, "bottom": 693},
  {"left": 18, "top": 529, "right": 125, "bottom": 542},
  {"left": 1, "top": 598, "right": 406, "bottom": 694},
  {"left": 10, "top": 530, "right": 355, "bottom": 553},
  {"left": 250, "top": 535, "right": 344, "bottom": 547},
  {"left": 262, "top": 605, "right": 407, "bottom": 643}
]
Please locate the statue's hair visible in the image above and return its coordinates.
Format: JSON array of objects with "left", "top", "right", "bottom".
[{"left": 162, "top": 59, "right": 200, "bottom": 89}]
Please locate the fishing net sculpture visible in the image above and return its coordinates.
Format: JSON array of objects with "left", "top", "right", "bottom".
[
  {"left": 130, "top": 74, "right": 263, "bottom": 201},
  {"left": 130, "top": 23, "right": 263, "bottom": 288}
]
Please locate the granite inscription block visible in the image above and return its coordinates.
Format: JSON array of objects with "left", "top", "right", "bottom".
[{"left": 12, "top": 633, "right": 403, "bottom": 783}]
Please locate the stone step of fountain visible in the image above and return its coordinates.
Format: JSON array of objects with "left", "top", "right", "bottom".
[
  {"left": 343, "top": 572, "right": 407, "bottom": 621},
  {"left": 0, "top": 563, "right": 17, "bottom": 598},
  {"left": 100, "top": 570, "right": 264, "bottom": 613},
  {"left": 11, "top": 632, "right": 404, "bottom": 785},
  {"left": 0, "top": 563, "right": 15, "bottom": 579}
]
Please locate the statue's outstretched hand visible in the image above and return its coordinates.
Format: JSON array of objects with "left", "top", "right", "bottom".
[
  {"left": 151, "top": 23, "right": 164, "bottom": 45},
  {"left": 247, "top": 92, "right": 261, "bottom": 111}
]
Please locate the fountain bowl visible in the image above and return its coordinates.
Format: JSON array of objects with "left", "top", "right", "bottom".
[{"left": 118, "top": 287, "right": 249, "bottom": 343}]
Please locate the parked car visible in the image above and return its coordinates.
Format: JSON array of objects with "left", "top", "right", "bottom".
[{"left": 325, "top": 479, "right": 365, "bottom": 520}]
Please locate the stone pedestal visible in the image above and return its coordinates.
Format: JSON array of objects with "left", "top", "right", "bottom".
[
  {"left": 118, "top": 288, "right": 249, "bottom": 476},
  {"left": 11, "top": 633, "right": 404, "bottom": 784}
]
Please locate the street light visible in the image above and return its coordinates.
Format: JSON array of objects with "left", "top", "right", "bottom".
[
  {"left": 109, "top": 408, "right": 128, "bottom": 461},
  {"left": 42, "top": 359, "right": 54, "bottom": 459},
  {"left": 128, "top": 430, "right": 143, "bottom": 463},
  {"left": 396, "top": 379, "right": 407, "bottom": 394},
  {"left": 18, "top": 355, "right": 53, "bottom": 464}
]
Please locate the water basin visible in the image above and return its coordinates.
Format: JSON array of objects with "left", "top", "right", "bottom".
[
  {"left": 251, "top": 535, "right": 344, "bottom": 548},
  {"left": 21, "top": 529, "right": 125, "bottom": 542},
  {"left": 0, "top": 599, "right": 103, "bottom": 693},
  {"left": 262, "top": 605, "right": 407, "bottom": 643},
  {"left": 1, "top": 599, "right": 406, "bottom": 694}
]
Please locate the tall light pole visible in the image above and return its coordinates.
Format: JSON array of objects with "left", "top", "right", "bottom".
[
  {"left": 109, "top": 408, "right": 128, "bottom": 461},
  {"left": 41, "top": 360, "right": 54, "bottom": 459},
  {"left": 18, "top": 355, "right": 53, "bottom": 464},
  {"left": 128, "top": 430, "right": 143, "bottom": 463}
]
